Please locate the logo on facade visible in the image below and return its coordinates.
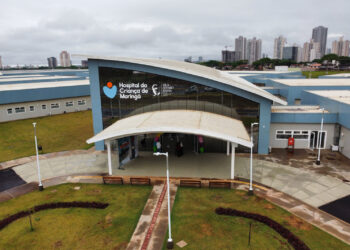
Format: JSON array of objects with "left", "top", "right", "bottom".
[
  {"left": 152, "top": 84, "right": 160, "bottom": 96},
  {"left": 103, "top": 82, "right": 117, "bottom": 99}
]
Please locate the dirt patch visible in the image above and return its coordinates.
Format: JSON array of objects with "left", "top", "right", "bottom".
[
  {"left": 104, "top": 213, "right": 113, "bottom": 228},
  {"left": 54, "top": 241, "right": 63, "bottom": 248},
  {"left": 284, "top": 215, "right": 312, "bottom": 231},
  {"left": 113, "top": 242, "right": 128, "bottom": 250},
  {"left": 200, "top": 223, "right": 213, "bottom": 236},
  {"left": 263, "top": 203, "right": 275, "bottom": 210},
  {"left": 86, "top": 189, "right": 102, "bottom": 195},
  {"left": 210, "top": 194, "right": 223, "bottom": 201}
]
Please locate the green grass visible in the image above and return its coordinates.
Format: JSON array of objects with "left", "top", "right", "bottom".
[
  {"left": 165, "top": 188, "right": 350, "bottom": 249},
  {"left": 0, "top": 111, "right": 94, "bottom": 163},
  {"left": 302, "top": 70, "right": 350, "bottom": 78},
  {"left": 0, "top": 183, "right": 152, "bottom": 249}
]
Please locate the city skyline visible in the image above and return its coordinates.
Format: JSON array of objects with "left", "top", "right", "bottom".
[{"left": 0, "top": 0, "right": 350, "bottom": 65}]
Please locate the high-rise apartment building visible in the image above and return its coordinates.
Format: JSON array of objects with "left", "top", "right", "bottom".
[
  {"left": 332, "top": 37, "right": 350, "bottom": 56},
  {"left": 247, "top": 37, "right": 262, "bottom": 64},
  {"left": 312, "top": 26, "right": 328, "bottom": 58},
  {"left": 235, "top": 36, "right": 247, "bottom": 60},
  {"left": 47, "top": 57, "right": 58, "bottom": 68},
  {"left": 0, "top": 56, "right": 2, "bottom": 69},
  {"left": 273, "top": 36, "right": 287, "bottom": 59},
  {"left": 222, "top": 50, "right": 239, "bottom": 63},
  {"left": 303, "top": 42, "right": 311, "bottom": 62},
  {"left": 60, "top": 51, "right": 71, "bottom": 67},
  {"left": 282, "top": 46, "right": 299, "bottom": 61}
]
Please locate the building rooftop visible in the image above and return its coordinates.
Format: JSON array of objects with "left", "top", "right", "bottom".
[
  {"left": 75, "top": 54, "right": 287, "bottom": 105},
  {"left": 0, "top": 75, "right": 81, "bottom": 83},
  {"left": 307, "top": 90, "right": 350, "bottom": 105},
  {"left": 0, "top": 79, "right": 89, "bottom": 92},
  {"left": 273, "top": 78, "right": 350, "bottom": 86},
  {"left": 271, "top": 105, "right": 328, "bottom": 113}
]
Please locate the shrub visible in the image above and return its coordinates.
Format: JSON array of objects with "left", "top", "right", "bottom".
[
  {"left": 0, "top": 202, "right": 109, "bottom": 230},
  {"left": 215, "top": 207, "right": 310, "bottom": 250}
]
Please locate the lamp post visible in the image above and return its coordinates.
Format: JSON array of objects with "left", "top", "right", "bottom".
[
  {"left": 248, "top": 122, "right": 259, "bottom": 195},
  {"left": 316, "top": 108, "right": 324, "bottom": 165},
  {"left": 153, "top": 152, "right": 173, "bottom": 249},
  {"left": 33, "top": 123, "right": 43, "bottom": 191}
]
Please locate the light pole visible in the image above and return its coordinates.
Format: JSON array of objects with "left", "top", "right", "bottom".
[
  {"left": 153, "top": 152, "right": 173, "bottom": 249},
  {"left": 33, "top": 123, "right": 43, "bottom": 191},
  {"left": 316, "top": 108, "right": 324, "bottom": 165},
  {"left": 248, "top": 122, "right": 259, "bottom": 195}
]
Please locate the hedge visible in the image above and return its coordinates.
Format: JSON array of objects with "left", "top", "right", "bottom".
[
  {"left": 0, "top": 201, "right": 109, "bottom": 230},
  {"left": 215, "top": 207, "right": 310, "bottom": 250}
]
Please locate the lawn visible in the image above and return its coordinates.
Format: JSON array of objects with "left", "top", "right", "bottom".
[
  {"left": 0, "top": 183, "right": 152, "bottom": 249},
  {"left": 301, "top": 70, "right": 350, "bottom": 78},
  {"left": 0, "top": 110, "right": 94, "bottom": 163},
  {"left": 165, "top": 188, "right": 350, "bottom": 249}
]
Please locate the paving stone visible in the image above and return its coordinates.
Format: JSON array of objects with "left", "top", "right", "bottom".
[{"left": 176, "top": 240, "right": 188, "bottom": 248}]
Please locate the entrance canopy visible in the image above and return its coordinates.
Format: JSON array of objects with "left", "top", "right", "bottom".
[{"left": 87, "top": 110, "right": 252, "bottom": 148}]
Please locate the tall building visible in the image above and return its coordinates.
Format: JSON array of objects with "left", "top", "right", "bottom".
[
  {"left": 47, "top": 57, "right": 57, "bottom": 68},
  {"left": 60, "top": 51, "right": 71, "bottom": 67},
  {"left": 332, "top": 37, "right": 350, "bottom": 56},
  {"left": 302, "top": 42, "right": 311, "bottom": 62},
  {"left": 312, "top": 26, "right": 328, "bottom": 58},
  {"left": 235, "top": 36, "right": 247, "bottom": 60},
  {"left": 247, "top": 37, "right": 262, "bottom": 64},
  {"left": 273, "top": 36, "right": 287, "bottom": 59},
  {"left": 0, "top": 56, "right": 2, "bottom": 69},
  {"left": 222, "top": 50, "right": 238, "bottom": 63},
  {"left": 81, "top": 60, "right": 88, "bottom": 68},
  {"left": 282, "top": 46, "right": 299, "bottom": 61}
]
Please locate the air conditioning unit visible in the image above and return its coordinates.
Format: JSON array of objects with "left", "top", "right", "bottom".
[{"left": 331, "top": 145, "right": 339, "bottom": 152}]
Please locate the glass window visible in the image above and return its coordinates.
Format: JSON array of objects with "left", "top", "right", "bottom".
[
  {"left": 7, "top": 108, "right": 13, "bottom": 114},
  {"left": 66, "top": 101, "right": 73, "bottom": 107},
  {"left": 77, "top": 100, "right": 86, "bottom": 105},
  {"left": 15, "top": 107, "right": 25, "bottom": 113},
  {"left": 51, "top": 103, "right": 59, "bottom": 109},
  {"left": 42, "top": 104, "right": 47, "bottom": 110},
  {"left": 30, "top": 106, "right": 35, "bottom": 112}
]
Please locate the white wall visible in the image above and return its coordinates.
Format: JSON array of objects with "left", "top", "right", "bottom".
[
  {"left": 0, "top": 96, "right": 91, "bottom": 122},
  {"left": 269, "top": 123, "right": 335, "bottom": 149},
  {"left": 339, "top": 126, "right": 350, "bottom": 159}
]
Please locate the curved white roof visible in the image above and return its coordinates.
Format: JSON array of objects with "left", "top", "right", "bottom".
[
  {"left": 87, "top": 110, "right": 252, "bottom": 148},
  {"left": 74, "top": 54, "right": 286, "bottom": 105}
]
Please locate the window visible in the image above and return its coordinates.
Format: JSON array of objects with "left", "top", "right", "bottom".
[
  {"left": 66, "top": 101, "right": 73, "bottom": 107},
  {"left": 7, "top": 108, "right": 13, "bottom": 114},
  {"left": 77, "top": 100, "right": 86, "bottom": 105},
  {"left": 51, "top": 103, "right": 59, "bottom": 109},
  {"left": 42, "top": 104, "right": 47, "bottom": 110},
  {"left": 294, "top": 98, "right": 301, "bottom": 105},
  {"left": 15, "top": 107, "right": 25, "bottom": 113},
  {"left": 276, "top": 130, "right": 309, "bottom": 140},
  {"left": 29, "top": 106, "right": 35, "bottom": 112},
  {"left": 276, "top": 130, "right": 292, "bottom": 139}
]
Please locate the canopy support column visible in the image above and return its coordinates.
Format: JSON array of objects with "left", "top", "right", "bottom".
[
  {"left": 106, "top": 140, "right": 112, "bottom": 175},
  {"left": 226, "top": 141, "right": 230, "bottom": 156},
  {"left": 231, "top": 143, "right": 237, "bottom": 179}
]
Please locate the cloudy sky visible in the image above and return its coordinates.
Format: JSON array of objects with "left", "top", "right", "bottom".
[{"left": 0, "top": 0, "right": 349, "bottom": 65}]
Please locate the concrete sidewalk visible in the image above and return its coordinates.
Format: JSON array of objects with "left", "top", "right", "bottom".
[{"left": 5, "top": 150, "right": 350, "bottom": 209}]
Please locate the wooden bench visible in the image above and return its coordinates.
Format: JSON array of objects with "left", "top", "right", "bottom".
[
  {"left": 209, "top": 181, "right": 231, "bottom": 189},
  {"left": 103, "top": 176, "right": 123, "bottom": 185},
  {"left": 130, "top": 177, "right": 151, "bottom": 185},
  {"left": 180, "top": 179, "right": 201, "bottom": 188}
]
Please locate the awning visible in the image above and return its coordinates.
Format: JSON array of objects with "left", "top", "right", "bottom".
[{"left": 87, "top": 110, "right": 252, "bottom": 148}]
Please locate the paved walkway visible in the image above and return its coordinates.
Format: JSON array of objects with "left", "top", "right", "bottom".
[
  {"left": 3, "top": 150, "right": 350, "bottom": 209},
  {"left": 126, "top": 183, "right": 177, "bottom": 250}
]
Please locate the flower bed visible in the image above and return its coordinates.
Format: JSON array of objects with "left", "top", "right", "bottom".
[
  {"left": 215, "top": 207, "right": 310, "bottom": 250},
  {"left": 0, "top": 201, "right": 109, "bottom": 230}
]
